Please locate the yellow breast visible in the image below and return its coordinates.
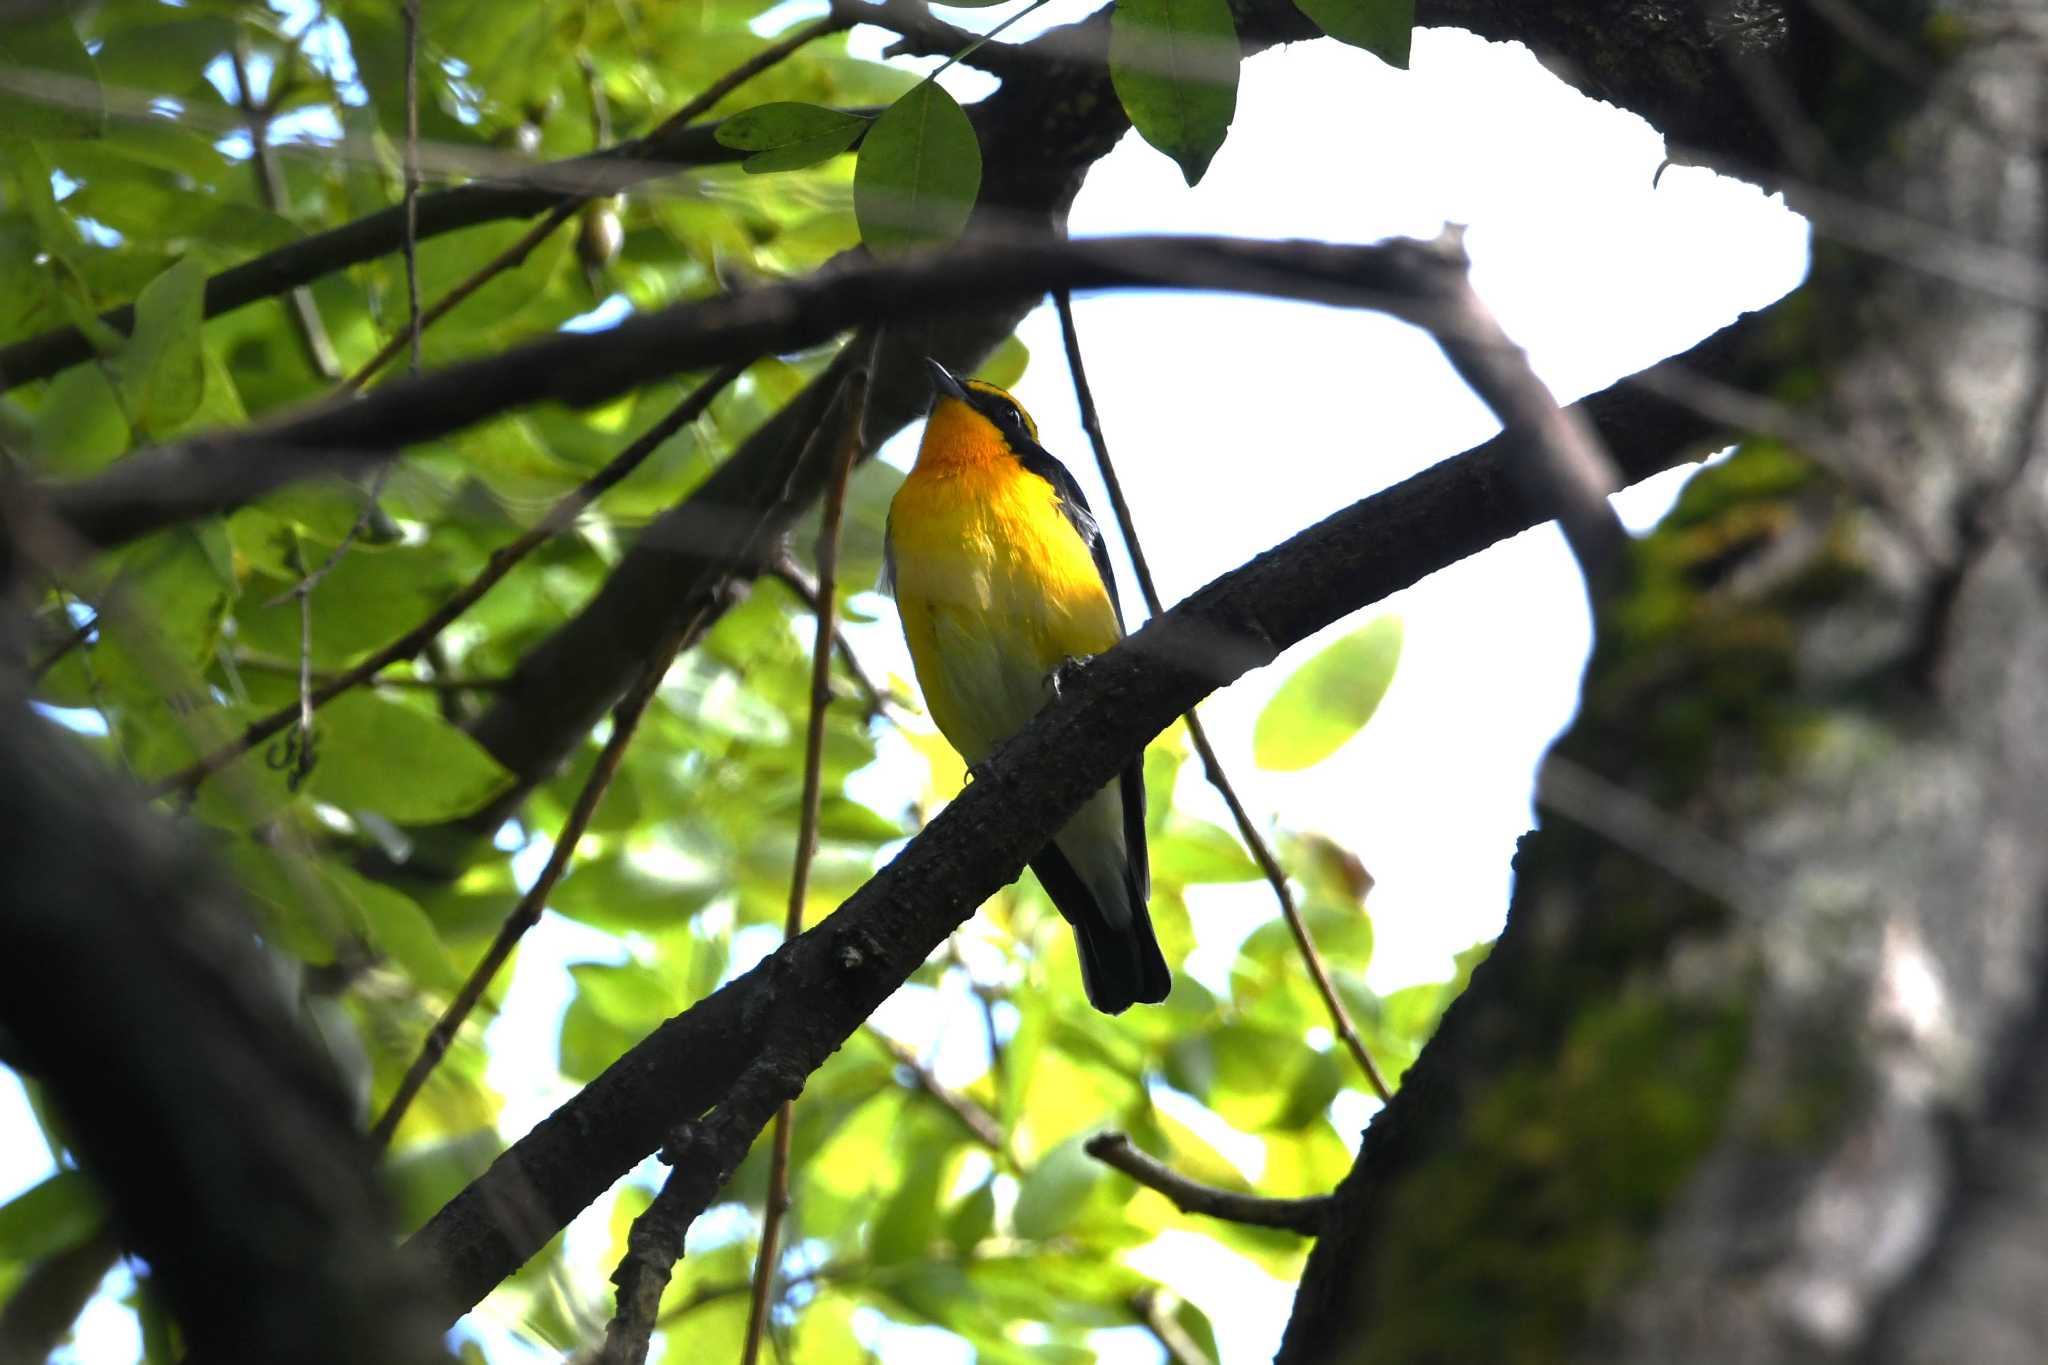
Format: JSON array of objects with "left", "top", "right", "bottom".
[{"left": 888, "top": 458, "right": 1121, "bottom": 763}]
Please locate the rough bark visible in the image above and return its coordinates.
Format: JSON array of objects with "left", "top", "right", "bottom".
[{"left": 1279, "top": 5, "right": 2048, "bottom": 1361}]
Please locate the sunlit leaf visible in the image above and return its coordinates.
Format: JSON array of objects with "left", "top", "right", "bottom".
[
  {"left": 551, "top": 854, "right": 719, "bottom": 933},
  {"left": 1013, "top": 1137, "right": 1104, "bottom": 1240},
  {"left": 974, "top": 333, "right": 1030, "bottom": 390},
  {"left": 1109, "top": 0, "right": 1240, "bottom": 186},
  {"left": 854, "top": 80, "right": 981, "bottom": 251},
  {"left": 304, "top": 693, "right": 515, "bottom": 822},
  {"left": 327, "top": 866, "right": 461, "bottom": 992},
  {"left": 1253, "top": 615, "right": 1403, "bottom": 771},
  {"left": 0, "top": 1171, "right": 100, "bottom": 1261}
]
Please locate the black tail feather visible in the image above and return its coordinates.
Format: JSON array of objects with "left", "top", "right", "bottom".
[{"left": 1030, "top": 842, "right": 1170, "bottom": 1016}]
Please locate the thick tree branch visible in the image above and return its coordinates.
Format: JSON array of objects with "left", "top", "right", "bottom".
[
  {"left": 400, "top": 305, "right": 1772, "bottom": 1317},
  {"left": 45, "top": 233, "right": 1523, "bottom": 550},
  {"left": 0, "top": 706, "right": 443, "bottom": 1364},
  {"left": 596, "top": 1056, "right": 796, "bottom": 1365},
  {"left": 1083, "top": 1131, "right": 1333, "bottom": 1234},
  {"left": 0, "top": 0, "right": 1797, "bottom": 394}
]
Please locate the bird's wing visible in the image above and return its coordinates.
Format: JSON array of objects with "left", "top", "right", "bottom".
[
  {"left": 1015, "top": 440, "right": 1148, "bottom": 901},
  {"left": 1014, "top": 441, "right": 1123, "bottom": 629}
]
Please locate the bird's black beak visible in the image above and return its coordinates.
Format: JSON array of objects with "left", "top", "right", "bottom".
[{"left": 926, "top": 357, "right": 971, "bottom": 403}]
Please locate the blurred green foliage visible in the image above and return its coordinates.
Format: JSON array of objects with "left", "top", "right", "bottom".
[{"left": 1, "top": 0, "right": 1457, "bottom": 1358}]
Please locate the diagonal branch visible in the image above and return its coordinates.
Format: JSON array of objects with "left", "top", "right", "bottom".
[
  {"left": 43, "top": 233, "right": 1632, "bottom": 551},
  {"left": 399, "top": 303, "right": 1778, "bottom": 1317},
  {"left": 367, "top": 623, "right": 692, "bottom": 1151}
]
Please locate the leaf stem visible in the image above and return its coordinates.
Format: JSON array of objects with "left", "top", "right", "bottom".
[{"left": 923, "top": 0, "right": 1056, "bottom": 83}]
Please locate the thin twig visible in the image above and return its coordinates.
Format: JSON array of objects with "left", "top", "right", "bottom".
[
  {"left": 654, "top": 1261, "right": 852, "bottom": 1329},
  {"left": 1410, "top": 230, "right": 1629, "bottom": 598},
  {"left": 402, "top": 0, "right": 425, "bottom": 376},
  {"left": 1133, "top": 1287, "right": 1215, "bottom": 1365},
  {"left": 866, "top": 1027, "right": 1010, "bottom": 1158},
  {"left": 764, "top": 556, "right": 901, "bottom": 721},
  {"left": 599, "top": 1058, "right": 795, "bottom": 1365},
  {"left": 740, "top": 355, "right": 871, "bottom": 1365},
  {"left": 276, "top": 539, "right": 317, "bottom": 790},
  {"left": 229, "top": 42, "right": 339, "bottom": 379},
  {"left": 229, "top": 656, "right": 507, "bottom": 693},
  {"left": 27, "top": 605, "right": 95, "bottom": 683},
  {"left": 1082, "top": 1131, "right": 1331, "bottom": 1234},
  {"left": 946, "top": 937, "right": 1008, "bottom": 1099},
  {"left": 649, "top": 13, "right": 854, "bottom": 140},
  {"left": 150, "top": 361, "right": 746, "bottom": 797},
  {"left": 259, "top": 3, "right": 430, "bottom": 630},
  {"left": 1052, "top": 290, "right": 1393, "bottom": 1102},
  {"left": 340, "top": 12, "right": 852, "bottom": 395},
  {"left": 368, "top": 618, "right": 695, "bottom": 1150},
  {"left": 339, "top": 202, "right": 577, "bottom": 393}
]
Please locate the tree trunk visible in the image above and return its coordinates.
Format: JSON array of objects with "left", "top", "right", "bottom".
[{"left": 1281, "top": 4, "right": 2048, "bottom": 1360}]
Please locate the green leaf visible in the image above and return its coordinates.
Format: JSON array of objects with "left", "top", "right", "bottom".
[
  {"left": 1151, "top": 817, "right": 1260, "bottom": 885},
  {"left": 1252, "top": 615, "right": 1402, "bottom": 771},
  {"left": 304, "top": 693, "right": 514, "bottom": 822},
  {"left": 114, "top": 257, "right": 206, "bottom": 437},
  {"left": 716, "top": 101, "right": 869, "bottom": 173},
  {"left": 1109, "top": 0, "right": 1240, "bottom": 186},
  {"left": 1293, "top": 0, "right": 1414, "bottom": 68},
  {"left": 944, "top": 1178, "right": 997, "bottom": 1253},
  {"left": 28, "top": 364, "right": 129, "bottom": 477},
  {"left": 1013, "top": 1137, "right": 1103, "bottom": 1240},
  {"left": 854, "top": 80, "right": 981, "bottom": 252},
  {"left": 0, "top": 12, "right": 104, "bottom": 140},
  {"left": 222, "top": 840, "right": 347, "bottom": 963},
  {"left": 870, "top": 1137, "right": 956, "bottom": 1264},
  {"left": 0, "top": 1170, "right": 100, "bottom": 1260},
  {"left": 89, "top": 17, "right": 238, "bottom": 98},
  {"left": 327, "top": 866, "right": 461, "bottom": 991},
  {"left": 973, "top": 334, "right": 1029, "bottom": 391},
  {"left": 550, "top": 854, "right": 719, "bottom": 933}
]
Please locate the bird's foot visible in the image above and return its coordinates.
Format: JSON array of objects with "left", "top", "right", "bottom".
[{"left": 1044, "top": 655, "right": 1089, "bottom": 700}]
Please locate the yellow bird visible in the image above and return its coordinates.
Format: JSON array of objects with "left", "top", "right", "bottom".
[{"left": 884, "top": 358, "right": 1169, "bottom": 1014}]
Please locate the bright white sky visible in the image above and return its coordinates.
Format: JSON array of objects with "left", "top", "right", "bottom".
[{"left": 0, "top": 10, "right": 1807, "bottom": 1364}]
